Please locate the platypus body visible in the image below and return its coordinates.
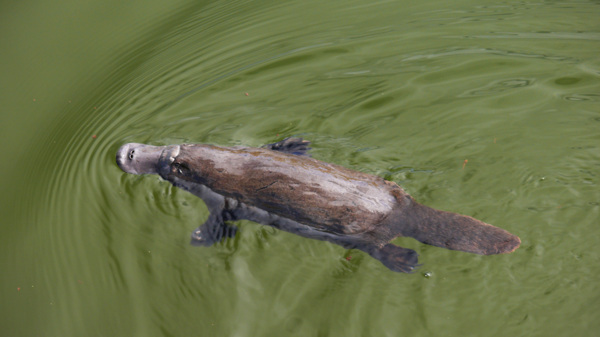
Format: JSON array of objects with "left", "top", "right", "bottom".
[{"left": 116, "top": 138, "right": 520, "bottom": 273}]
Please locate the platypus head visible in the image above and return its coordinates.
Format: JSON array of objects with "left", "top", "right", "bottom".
[{"left": 116, "top": 143, "right": 168, "bottom": 175}]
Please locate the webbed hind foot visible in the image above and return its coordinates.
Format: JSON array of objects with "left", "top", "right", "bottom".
[{"left": 370, "top": 244, "right": 420, "bottom": 273}]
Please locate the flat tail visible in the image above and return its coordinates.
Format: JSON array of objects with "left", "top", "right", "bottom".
[{"left": 401, "top": 202, "right": 521, "bottom": 255}]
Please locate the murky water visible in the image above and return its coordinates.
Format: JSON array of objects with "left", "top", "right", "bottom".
[{"left": 1, "top": 0, "right": 599, "bottom": 336}]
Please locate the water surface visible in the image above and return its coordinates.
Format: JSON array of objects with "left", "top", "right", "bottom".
[{"left": 1, "top": 0, "right": 599, "bottom": 336}]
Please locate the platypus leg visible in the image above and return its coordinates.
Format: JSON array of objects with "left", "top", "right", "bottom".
[
  {"left": 262, "top": 137, "right": 311, "bottom": 156},
  {"left": 367, "top": 244, "right": 420, "bottom": 273},
  {"left": 190, "top": 212, "right": 237, "bottom": 246}
]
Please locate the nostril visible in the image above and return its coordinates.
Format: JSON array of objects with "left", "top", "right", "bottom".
[{"left": 129, "top": 150, "right": 135, "bottom": 160}]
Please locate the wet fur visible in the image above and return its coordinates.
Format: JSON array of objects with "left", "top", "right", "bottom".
[{"left": 118, "top": 138, "right": 520, "bottom": 273}]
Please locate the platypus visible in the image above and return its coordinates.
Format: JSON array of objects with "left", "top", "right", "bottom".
[{"left": 116, "top": 138, "right": 520, "bottom": 273}]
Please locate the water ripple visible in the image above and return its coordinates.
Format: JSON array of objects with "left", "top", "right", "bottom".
[{"left": 12, "top": 0, "right": 599, "bottom": 335}]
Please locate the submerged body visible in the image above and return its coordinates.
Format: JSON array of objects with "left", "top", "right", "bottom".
[{"left": 117, "top": 138, "right": 520, "bottom": 272}]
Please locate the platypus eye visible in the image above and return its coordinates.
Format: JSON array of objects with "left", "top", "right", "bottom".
[
  {"left": 172, "top": 162, "right": 190, "bottom": 175},
  {"left": 129, "top": 150, "right": 135, "bottom": 160}
]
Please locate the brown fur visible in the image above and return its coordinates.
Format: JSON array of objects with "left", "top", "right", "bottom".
[
  {"left": 118, "top": 139, "right": 521, "bottom": 273},
  {"left": 168, "top": 145, "right": 398, "bottom": 235}
]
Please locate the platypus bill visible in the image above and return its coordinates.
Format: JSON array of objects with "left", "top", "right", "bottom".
[{"left": 116, "top": 137, "right": 520, "bottom": 273}]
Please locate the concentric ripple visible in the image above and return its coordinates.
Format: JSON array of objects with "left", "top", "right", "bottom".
[{"left": 9, "top": 0, "right": 600, "bottom": 336}]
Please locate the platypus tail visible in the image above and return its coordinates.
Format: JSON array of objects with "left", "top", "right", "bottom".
[{"left": 398, "top": 200, "right": 521, "bottom": 255}]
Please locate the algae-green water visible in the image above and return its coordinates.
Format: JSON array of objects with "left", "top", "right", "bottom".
[{"left": 1, "top": 0, "right": 599, "bottom": 336}]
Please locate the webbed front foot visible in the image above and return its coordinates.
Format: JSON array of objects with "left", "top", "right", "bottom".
[
  {"left": 370, "top": 244, "right": 420, "bottom": 273},
  {"left": 190, "top": 214, "right": 238, "bottom": 246},
  {"left": 263, "top": 137, "right": 311, "bottom": 156}
]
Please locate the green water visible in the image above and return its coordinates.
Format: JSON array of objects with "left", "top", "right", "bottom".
[{"left": 1, "top": 0, "right": 599, "bottom": 336}]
